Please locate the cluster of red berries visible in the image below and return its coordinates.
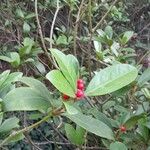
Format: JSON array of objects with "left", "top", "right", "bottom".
[
  {"left": 75, "top": 79, "right": 85, "bottom": 99},
  {"left": 62, "top": 79, "right": 85, "bottom": 101}
]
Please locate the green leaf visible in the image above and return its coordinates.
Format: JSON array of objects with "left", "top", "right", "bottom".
[
  {"left": 0, "top": 70, "right": 10, "bottom": 87},
  {"left": 3, "top": 87, "right": 51, "bottom": 112},
  {"left": 10, "top": 52, "right": 20, "bottom": 67},
  {"left": 50, "top": 49, "right": 79, "bottom": 91},
  {"left": 34, "top": 61, "right": 46, "bottom": 74},
  {"left": 110, "top": 42, "right": 120, "bottom": 57},
  {"left": 67, "top": 54, "right": 79, "bottom": 79},
  {"left": 85, "top": 64, "right": 138, "bottom": 96},
  {"left": 19, "top": 38, "right": 35, "bottom": 57},
  {"left": 0, "top": 71, "right": 23, "bottom": 98},
  {"left": 89, "top": 108, "right": 113, "bottom": 128},
  {"left": 65, "top": 123, "right": 85, "bottom": 145},
  {"left": 137, "top": 124, "right": 149, "bottom": 142},
  {"left": 46, "top": 70, "right": 75, "bottom": 97},
  {"left": 97, "top": 29, "right": 106, "bottom": 38},
  {"left": 18, "top": 77, "right": 52, "bottom": 104},
  {"left": 142, "top": 88, "right": 150, "bottom": 99},
  {"left": 110, "top": 142, "right": 127, "bottom": 150},
  {"left": 56, "top": 35, "right": 68, "bottom": 45},
  {"left": 16, "top": 8, "right": 24, "bottom": 18},
  {"left": 0, "top": 112, "right": 3, "bottom": 125},
  {"left": 0, "top": 52, "right": 20, "bottom": 68},
  {"left": 0, "top": 117, "right": 19, "bottom": 133},
  {"left": 25, "top": 13, "right": 35, "bottom": 19},
  {"left": 114, "top": 105, "right": 128, "bottom": 113},
  {"left": 96, "top": 29, "right": 112, "bottom": 45},
  {"left": 23, "top": 22, "right": 30, "bottom": 33},
  {"left": 138, "top": 68, "right": 150, "bottom": 87},
  {"left": 124, "top": 114, "right": 144, "bottom": 129},
  {"left": 121, "top": 31, "right": 134, "bottom": 45},
  {"left": 102, "top": 101, "right": 116, "bottom": 111},
  {"left": 93, "top": 40, "right": 102, "bottom": 52},
  {"left": 0, "top": 56, "right": 12, "bottom": 63},
  {"left": 63, "top": 101, "right": 79, "bottom": 115},
  {"left": 64, "top": 113, "right": 114, "bottom": 140},
  {"left": 5, "top": 133, "right": 25, "bottom": 144},
  {"left": 105, "top": 26, "right": 113, "bottom": 39}
]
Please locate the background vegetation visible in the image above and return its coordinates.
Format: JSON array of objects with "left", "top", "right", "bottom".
[{"left": 0, "top": 0, "right": 150, "bottom": 149}]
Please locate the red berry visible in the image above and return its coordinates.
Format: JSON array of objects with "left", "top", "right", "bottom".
[
  {"left": 62, "top": 94, "right": 70, "bottom": 101},
  {"left": 77, "top": 79, "right": 84, "bottom": 85},
  {"left": 120, "top": 126, "right": 126, "bottom": 132},
  {"left": 75, "top": 89, "right": 84, "bottom": 99},
  {"left": 77, "top": 83, "right": 84, "bottom": 90}
]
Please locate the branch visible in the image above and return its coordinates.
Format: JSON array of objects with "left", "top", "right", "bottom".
[
  {"left": 0, "top": 113, "right": 52, "bottom": 147},
  {"left": 73, "top": 0, "right": 85, "bottom": 56},
  {"left": 35, "top": 0, "right": 55, "bottom": 67},
  {"left": 87, "top": 0, "right": 92, "bottom": 77},
  {"left": 49, "top": 0, "right": 61, "bottom": 49}
]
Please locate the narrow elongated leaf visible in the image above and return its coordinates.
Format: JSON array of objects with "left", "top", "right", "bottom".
[
  {"left": 64, "top": 113, "right": 114, "bottom": 140},
  {"left": 0, "top": 117, "right": 19, "bottom": 133},
  {"left": 46, "top": 70, "right": 75, "bottom": 97},
  {"left": 3, "top": 87, "right": 51, "bottom": 112},
  {"left": 50, "top": 49, "right": 79, "bottom": 91},
  {"left": 5, "top": 133, "right": 25, "bottom": 144},
  {"left": 85, "top": 64, "right": 138, "bottom": 96},
  {"left": 0, "top": 112, "right": 3, "bottom": 125},
  {"left": 110, "top": 142, "right": 127, "bottom": 150}
]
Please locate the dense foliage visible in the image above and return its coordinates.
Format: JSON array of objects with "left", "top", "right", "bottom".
[{"left": 0, "top": 0, "right": 150, "bottom": 149}]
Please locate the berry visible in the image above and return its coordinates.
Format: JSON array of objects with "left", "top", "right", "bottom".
[
  {"left": 75, "top": 89, "right": 84, "bottom": 99},
  {"left": 62, "top": 94, "right": 70, "bottom": 101},
  {"left": 77, "top": 79, "right": 84, "bottom": 85},
  {"left": 120, "top": 126, "right": 126, "bottom": 132},
  {"left": 77, "top": 83, "right": 84, "bottom": 90}
]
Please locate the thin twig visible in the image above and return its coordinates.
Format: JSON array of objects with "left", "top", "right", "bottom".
[
  {"left": 92, "top": 0, "right": 118, "bottom": 33},
  {"left": 49, "top": 0, "right": 60, "bottom": 49},
  {"left": 35, "top": 0, "right": 54, "bottom": 67},
  {"left": 25, "top": 134, "right": 42, "bottom": 150},
  {"left": 137, "top": 22, "right": 150, "bottom": 35},
  {"left": 137, "top": 50, "right": 150, "bottom": 65},
  {"left": 87, "top": 0, "right": 93, "bottom": 77},
  {"left": 35, "top": 141, "right": 108, "bottom": 149},
  {"left": 73, "top": 0, "right": 85, "bottom": 56}
]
